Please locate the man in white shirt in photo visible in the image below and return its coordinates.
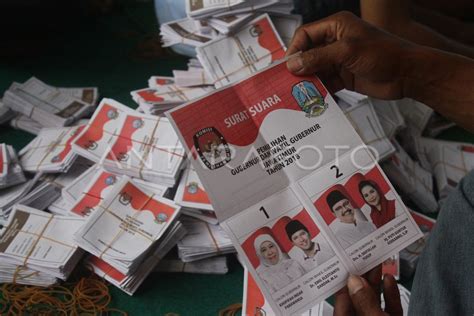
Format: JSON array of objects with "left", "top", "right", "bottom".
[
  {"left": 285, "top": 219, "right": 335, "bottom": 272},
  {"left": 326, "top": 190, "right": 376, "bottom": 249}
]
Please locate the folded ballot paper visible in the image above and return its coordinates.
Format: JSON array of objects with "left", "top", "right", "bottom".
[
  {"left": 397, "top": 98, "right": 455, "bottom": 137},
  {"left": 10, "top": 114, "right": 44, "bottom": 135},
  {"left": 336, "top": 90, "right": 395, "bottom": 161},
  {"left": 369, "top": 98, "right": 405, "bottom": 139},
  {"left": 20, "top": 125, "right": 84, "bottom": 173},
  {"left": 74, "top": 176, "right": 181, "bottom": 275},
  {"left": 0, "top": 205, "right": 84, "bottom": 285},
  {"left": 270, "top": 14, "right": 302, "bottom": 47},
  {"left": 173, "top": 69, "right": 214, "bottom": 87},
  {"left": 85, "top": 220, "right": 186, "bottom": 295},
  {"left": 2, "top": 77, "right": 94, "bottom": 128},
  {"left": 0, "top": 144, "right": 26, "bottom": 189},
  {"left": 243, "top": 269, "right": 334, "bottom": 316},
  {"left": 174, "top": 164, "right": 218, "bottom": 224},
  {"left": 382, "top": 141, "right": 438, "bottom": 213},
  {"left": 0, "top": 100, "right": 16, "bottom": 125},
  {"left": 160, "top": 18, "right": 220, "bottom": 48},
  {"left": 196, "top": 14, "right": 286, "bottom": 88},
  {"left": 175, "top": 164, "right": 214, "bottom": 211},
  {"left": 177, "top": 216, "right": 234, "bottom": 262},
  {"left": 71, "top": 99, "right": 186, "bottom": 186},
  {"left": 154, "top": 254, "right": 229, "bottom": 274},
  {"left": 0, "top": 175, "right": 41, "bottom": 224},
  {"left": 186, "top": 0, "right": 279, "bottom": 19},
  {"left": 412, "top": 137, "right": 474, "bottom": 199},
  {"left": 132, "top": 79, "right": 214, "bottom": 116},
  {"left": 57, "top": 86, "right": 99, "bottom": 107},
  {"left": 207, "top": 13, "right": 254, "bottom": 34},
  {"left": 166, "top": 60, "right": 423, "bottom": 315},
  {"left": 62, "top": 165, "right": 167, "bottom": 218}
]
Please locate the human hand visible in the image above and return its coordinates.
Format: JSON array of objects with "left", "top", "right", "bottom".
[
  {"left": 334, "top": 266, "right": 403, "bottom": 316},
  {"left": 286, "top": 11, "right": 417, "bottom": 100}
]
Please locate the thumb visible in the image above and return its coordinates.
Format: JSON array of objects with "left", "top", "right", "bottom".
[
  {"left": 286, "top": 40, "right": 354, "bottom": 75},
  {"left": 347, "top": 274, "right": 385, "bottom": 316}
]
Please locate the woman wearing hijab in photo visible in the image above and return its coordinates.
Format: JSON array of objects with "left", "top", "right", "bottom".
[
  {"left": 254, "top": 234, "right": 305, "bottom": 293},
  {"left": 358, "top": 180, "right": 396, "bottom": 228}
]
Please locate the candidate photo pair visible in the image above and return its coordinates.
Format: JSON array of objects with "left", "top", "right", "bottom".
[{"left": 243, "top": 165, "right": 403, "bottom": 293}]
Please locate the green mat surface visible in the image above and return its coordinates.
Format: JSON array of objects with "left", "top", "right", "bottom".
[{"left": 0, "top": 1, "right": 472, "bottom": 315}]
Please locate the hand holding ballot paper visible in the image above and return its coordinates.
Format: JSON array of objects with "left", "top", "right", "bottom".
[{"left": 166, "top": 58, "right": 423, "bottom": 314}]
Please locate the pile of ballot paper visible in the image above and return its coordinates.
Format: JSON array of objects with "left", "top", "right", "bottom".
[
  {"left": 154, "top": 253, "right": 229, "bottom": 274},
  {"left": 3, "top": 77, "right": 97, "bottom": 130},
  {"left": 132, "top": 76, "right": 213, "bottom": 115},
  {"left": 177, "top": 217, "right": 234, "bottom": 262},
  {"left": 72, "top": 177, "right": 184, "bottom": 294},
  {"left": 0, "top": 205, "right": 84, "bottom": 285},
  {"left": 86, "top": 220, "right": 187, "bottom": 295},
  {"left": 71, "top": 99, "right": 186, "bottom": 186},
  {"left": 0, "top": 144, "right": 26, "bottom": 189}
]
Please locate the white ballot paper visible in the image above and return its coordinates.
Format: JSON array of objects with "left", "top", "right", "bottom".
[
  {"left": 71, "top": 98, "right": 185, "bottom": 186},
  {"left": 58, "top": 87, "right": 99, "bottom": 106},
  {"left": 0, "top": 144, "right": 26, "bottom": 189},
  {"left": 270, "top": 14, "right": 302, "bottom": 47},
  {"left": 20, "top": 125, "right": 84, "bottom": 173},
  {"left": 175, "top": 164, "right": 214, "bottom": 211},
  {"left": 336, "top": 90, "right": 395, "bottom": 161},
  {"left": 197, "top": 14, "right": 286, "bottom": 88},
  {"left": 177, "top": 216, "right": 234, "bottom": 262},
  {"left": 207, "top": 14, "right": 254, "bottom": 34},
  {"left": 186, "top": 0, "right": 278, "bottom": 19},
  {"left": 154, "top": 254, "right": 229, "bottom": 274},
  {"left": 74, "top": 176, "right": 181, "bottom": 274},
  {"left": 243, "top": 269, "right": 334, "bottom": 316},
  {"left": 0, "top": 100, "right": 16, "bottom": 124},
  {"left": 134, "top": 77, "right": 214, "bottom": 115},
  {"left": 166, "top": 60, "right": 423, "bottom": 315},
  {"left": 382, "top": 140, "right": 438, "bottom": 213},
  {"left": 396, "top": 98, "right": 455, "bottom": 137},
  {"left": 64, "top": 165, "right": 167, "bottom": 218},
  {"left": 173, "top": 69, "right": 214, "bottom": 87},
  {"left": 369, "top": 98, "right": 405, "bottom": 139},
  {"left": 0, "top": 205, "right": 84, "bottom": 281},
  {"left": 85, "top": 220, "right": 186, "bottom": 295},
  {"left": 10, "top": 114, "right": 43, "bottom": 135},
  {"left": 413, "top": 137, "right": 474, "bottom": 199},
  {"left": 3, "top": 78, "right": 93, "bottom": 127},
  {"left": 160, "top": 18, "right": 219, "bottom": 47}
]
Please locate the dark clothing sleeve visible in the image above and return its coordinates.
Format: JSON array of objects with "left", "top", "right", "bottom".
[{"left": 409, "top": 170, "right": 474, "bottom": 316}]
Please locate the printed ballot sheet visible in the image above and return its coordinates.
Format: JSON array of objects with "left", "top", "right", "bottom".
[
  {"left": 74, "top": 176, "right": 181, "bottom": 263},
  {"left": 71, "top": 98, "right": 185, "bottom": 186},
  {"left": 243, "top": 269, "right": 334, "bottom": 316},
  {"left": 197, "top": 14, "right": 286, "bottom": 88},
  {"left": 167, "top": 60, "right": 423, "bottom": 315},
  {"left": 175, "top": 164, "right": 213, "bottom": 211}
]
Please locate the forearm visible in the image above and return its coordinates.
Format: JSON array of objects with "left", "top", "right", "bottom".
[
  {"left": 411, "top": 4, "right": 474, "bottom": 45},
  {"left": 402, "top": 46, "right": 474, "bottom": 133},
  {"left": 397, "top": 20, "right": 474, "bottom": 59},
  {"left": 361, "top": 0, "right": 474, "bottom": 59}
]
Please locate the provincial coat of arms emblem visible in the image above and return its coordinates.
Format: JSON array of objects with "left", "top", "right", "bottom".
[{"left": 292, "top": 81, "right": 328, "bottom": 117}]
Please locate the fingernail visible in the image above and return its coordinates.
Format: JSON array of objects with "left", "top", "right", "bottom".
[
  {"left": 287, "top": 56, "right": 304, "bottom": 73},
  {"left": 348, "top": 275, "right": 365, "bottom": 296}
]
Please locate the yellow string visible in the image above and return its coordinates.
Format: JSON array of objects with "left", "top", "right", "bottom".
[{"left": 218, "top": 303, "right": 242, "bottom": 316}]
